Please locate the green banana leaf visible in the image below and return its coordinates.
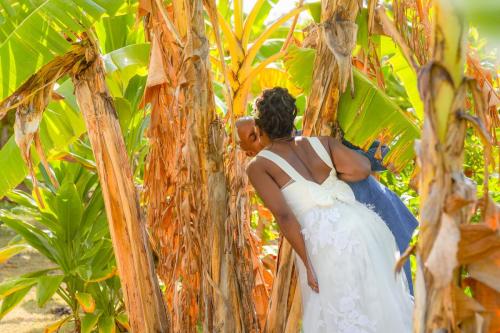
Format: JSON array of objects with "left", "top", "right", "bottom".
[
  {"left": 0, "top": 43, "right": 150, "bottom": 198},
  {"left": 283, "top": 45, "right": 315, "bottom": 96},
  {"left": 284, "top": 45, "right": 420, "bottom": 170},
  {"left": 0, "top": 0, "right": 124, "bottom": 101},
  {"left": 338, "top": 68, "right": 420, "bottom": 170},
  {"left": 305, "top": 1, "right": 321, "bottom": 23},
  {"left": 380, "top": 36, "right": 423, "bottom": 120}
]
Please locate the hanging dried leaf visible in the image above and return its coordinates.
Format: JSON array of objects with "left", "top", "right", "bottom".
[
  {"left": 138, "top": 0, "right": 152, "bottom": 19},
  {"left": 453, "top": 285, "right": 484, "bottom": 325},
  {"left": 146, "top": 36, "right": 168, "bottom": 88},
  {"left": 468, "top": 253, "right": 500, "bottom": 293},
  {"left": 322, "top": 16, "right": 358, "bottom": 93},
  {"left": 464, "top": 278, "right": 500, "bottom": 333},
  {"left": 458, "top": 223, "right": 500, "bottom": 265},
  {"left": 425, "top": 213, "right": 461, "bottom": 288}
]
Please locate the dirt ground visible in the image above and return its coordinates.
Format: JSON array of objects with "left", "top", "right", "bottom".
[{"left": 0, "top": 227, "right": 74, "bottom": 333}]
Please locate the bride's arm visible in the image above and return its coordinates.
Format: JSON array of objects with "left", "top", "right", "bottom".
[
  {"left": 247, "top": 160, "right": 319, "bottom": 292},
  {"left": 326, "top": 137, "right": 371, "bottom": 182}
]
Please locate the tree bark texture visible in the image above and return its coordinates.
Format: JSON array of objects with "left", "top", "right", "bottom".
[{"left": 72, "top": 43, "right": 170, "bottom": 333}]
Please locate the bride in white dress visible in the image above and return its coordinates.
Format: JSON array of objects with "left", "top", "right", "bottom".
[{"left": 246, "top": 88, "right": 413, "bottom": 332}]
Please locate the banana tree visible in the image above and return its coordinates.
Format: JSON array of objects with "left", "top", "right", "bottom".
[
  {"left": 0, "top": 0, "right": 123, "bottom": 103},
  {"left": 205, "top": 2, "right": 314, "bottom": 330},
  {"left": 71, "top": 38, "right": 169, "bottom": 332},
  {"left": 0, "top": 42, "right": 150, "bottom": 198},
  {"left": 414, "top": 1, "right": 500, "bottom": 332},
  {"left": 208, "top": 0, "right": 307, "bottom": 117},
  {"left": 0, "top": 2, "right": 169, "bottom": 331},
  {"left": 139, "top": 0, "right": 261, "bottom": 331}
]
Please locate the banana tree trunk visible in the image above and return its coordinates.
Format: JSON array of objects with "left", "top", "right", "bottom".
[
  {"left": 141, "top": 0, "right": 257, "bottom": 331},
  {"left": 303, "top": 0, "right": 360, "bottom": 137},
  {"left": 71, "top": 41, "right": 169, "bottom": 332},
  {"left": 414, "top": 1, "right": 492, "bottom": 331},
  {"left": 263, "top": 239, "right": 300, "bottom": 333}
]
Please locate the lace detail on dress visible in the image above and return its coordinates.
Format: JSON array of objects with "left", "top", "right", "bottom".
[
  {"left": 324, "top": 290, "right": 377, "bottom": 333},
  {"left": 301, "top": 207, "right": 360, "bottom": 255}
]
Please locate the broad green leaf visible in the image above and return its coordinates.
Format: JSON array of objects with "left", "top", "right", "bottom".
[
  {"left": 0, "top": 244, "right": 29, "bottom": 264},
  {"left": 36, "top": 275, "right": 64, "bottom": 307},
  {"left": 338, "top": 68, "right": 420, "bottom": 170},
  {"left": 98, "top": 315, "right": 116, "bottom": 333},
  {"left": 250, "top": 0, "right": 280, "bottom": 40},
  {"left": 383, "top": 37, "right": 423, "bottom": 119},
  {"left": 0, "top": 216, "right": 57, "bottom": 262},
  {"left": 0, "top": 285, "right": 31, "bottom": 319},
  {"left": 296, "top": 94, "right": 306, "bottom": 116},
  {"left": 76, "top": 292, "right": 96, "bottom": 313},
  {"left": 55, "top": 182, "right": 83, "bottom": 241},
  {"left": 5, "top": 190, "right": 37, "bottom": 208},
  {"left": 284, "top": 45, "right": 315, "bottom": 95},
  {"left": 115, "top": 313, "right": 130, "bottom": 330},
  {"left": 80, "top": 188, "right": 105, "bottom": 241},
  {"left": 356, "top": 9, "right": 369, "bottom": 52},
  {"left": 254, "top": 39, "right": 284, "bottom": 63},
  {"left": 0, "top": 137, "right": 28, "bottom": 198},
  {"left": 102, "top": 43, "right": 150, "bottom": 74},
  {"left": 0, "top": 0, "right": 110, "bottom": 101},
  {"left": 98, "top": 15, "right": 129, "bottom": 53},
  {"left": 0, "top": 277, "right": 36, "bottom": 299},
  {"left": 43, "top": 316, "right": 72, "bottom": 333},
  {"left": 39, "top": 101, "right": 86, "bottom": 156},
  {"left": 257, "top": 68, "right": 302, "bottom": 97},
  {"left": 0, "top": 99, "right": 85, "bottom": 199},
  {"left": 305, "top": 1, "right": 321, "bottom": 23},
  {"left": 103, "top": 43, "right": 150, "bottom": 96},
  {"left": 123, "top": 74, "right": 148, "bottom": 113},
  {"left": 114, "top": 97, "right": 133, "bottom": 136},
  {"left": 82, "top": 313, "right": 102, "bottom": 333},
  {"left": 0, "top": 43, "right": 150, "bottom": 199},
  {"left": 94, "top": 10, "right": 146, "bottom": 54}
]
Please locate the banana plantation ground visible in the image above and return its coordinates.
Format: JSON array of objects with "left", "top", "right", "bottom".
[{"left": 0, "top": 0, "right": 499, "bottom": 332}]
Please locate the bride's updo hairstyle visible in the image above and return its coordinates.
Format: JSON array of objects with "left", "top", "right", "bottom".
[{"left": 254, "top": 87, "right": 297, "bottom": 140}]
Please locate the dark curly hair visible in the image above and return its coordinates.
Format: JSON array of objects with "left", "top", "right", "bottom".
[{"left": 253, "top": 87, "right": 297, "bottom": 140}]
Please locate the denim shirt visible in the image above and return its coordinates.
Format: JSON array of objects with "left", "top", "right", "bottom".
[{"left": 343, "top": 139, "right": 418, "bottom": 295}]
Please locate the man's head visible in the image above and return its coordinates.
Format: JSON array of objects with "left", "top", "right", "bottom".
[{"left": 236, "top": 116, "right": 263, "bottom": 157}]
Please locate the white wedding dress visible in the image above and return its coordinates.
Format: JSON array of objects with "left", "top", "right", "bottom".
[{"left": 258, "top": 137, "right": 413, "bottom": 333}]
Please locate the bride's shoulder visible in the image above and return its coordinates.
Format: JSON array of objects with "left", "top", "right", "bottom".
[
  {"left": 308, "top": 136, "right": 337, "bottom": 146},
  {"left": 246, "top": 155, "right": 266, "bottom": 174},
  {"left": 246, "top": 157, "right": 272, "bottom": 183}
]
